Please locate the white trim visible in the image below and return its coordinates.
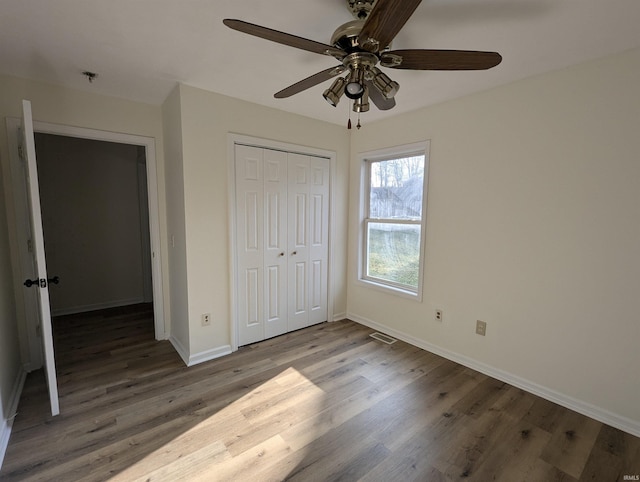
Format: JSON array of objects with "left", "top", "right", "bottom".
[
  {"left": 348, "top": 312, "right": 640, "bottom": 438},
  {"left": 169, "top": 335, "right": 189, "bottom": 366},
  {"left": 187, "top": 345, "right": 233, "bottom": 367},
  {"left": 356, "top": 141, "right": 430, "bottom": 302},
  {"left": 0, "top": 368, "right": 26, "bottom": 469},
  {"left": 226, "top": 137, "right": 239, "bottom": 352},
  {"left": 51, "top": 298, "right": 146, "bottom": 317},
  {"left": 136, "top": 151, "right": 154, "bottom": 303},
  {"left": 332, "top": 312, "right": 346, "bottom": 321},
  {"left": 227, "top": 133, "right": 337, "bottom": 352},
  {"left": 170, "top": 336, "right": 232, "bottom": 368},
  {"left": 357, "top": 278, "right": 424, "bottom": 301},
  {"left": 5, "top": 118, "right": 167, "bottom": 350},
  {"left": 228, "top": 133, "right": 335, "bottom": 159}
]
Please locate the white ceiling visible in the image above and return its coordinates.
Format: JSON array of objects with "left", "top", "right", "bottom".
[{"left": 2, "top": 0, "right": 640, "bottom": 126}]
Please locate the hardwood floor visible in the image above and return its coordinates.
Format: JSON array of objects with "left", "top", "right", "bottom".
[{"left": 2, "top": 305, "right": 639, "bottom": 481}]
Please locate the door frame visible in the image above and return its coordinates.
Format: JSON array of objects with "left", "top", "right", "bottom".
[
  {"left": 6, "top": 118, "right": 166, "bottom": 368},
  {"left": 227, "top": 133, "right": 337, "bottom": 351}
]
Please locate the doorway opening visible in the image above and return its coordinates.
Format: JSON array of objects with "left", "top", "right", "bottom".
[
  {"left": 35, "top": 133, "right": 153, "bottom": 317},
  {"left": 6, "top": 118, "right": 165, "bottom": 371},
  {"left": 35, "top": 133, "right": 156, "bottom": 359}
]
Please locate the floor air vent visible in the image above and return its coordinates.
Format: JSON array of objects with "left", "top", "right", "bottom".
[{"left": 370, "top": 332, "right": 397, "bottom": 345}]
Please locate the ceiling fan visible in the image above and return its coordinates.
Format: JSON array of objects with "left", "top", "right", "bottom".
[{"left": 223, "top": 0, "right": 502, "bottom": 117}]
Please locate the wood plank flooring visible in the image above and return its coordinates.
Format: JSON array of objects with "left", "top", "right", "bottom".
[{"left": 2, "top": 304, "right": 639, "bottom": 481}]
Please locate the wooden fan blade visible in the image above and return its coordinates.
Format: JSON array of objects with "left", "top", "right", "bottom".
[
  {"left": 358, "top": 0, "right": 423, "bottom": 53},
  {"left": 223, "top": 19, "right": 345, "bottom": 59},
  {"left": 382, "top": 49, "right": 502, "bottom": 70},
  {"left": 366, "top": 81, "right": 396, "bottom": 111},
  {"left": 275, "top": 66, "right": 346, "bottom": 99}
]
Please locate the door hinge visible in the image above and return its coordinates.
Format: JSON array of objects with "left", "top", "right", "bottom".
[
  {"left": 27, "top": 238, "right": 33, "bottom": 253},
  {"left": 18, "top": 143, "right": 25, "bottom": 161},
  {"left": 35, "top": 323, "right": 41, "bottom": 336}
]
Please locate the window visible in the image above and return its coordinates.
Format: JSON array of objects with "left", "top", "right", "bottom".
[{"left": 360, "top": 142, "right": 429, "bottom": 297}]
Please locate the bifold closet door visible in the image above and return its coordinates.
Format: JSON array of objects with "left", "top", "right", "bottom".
[
  {"left": 287, "top": 153, "right": 329, "bottom": 331},
  {"left": 236, "top": 145, "right": 328, "bottom": 346},
  {"left": 235, "top": 145, "right": 288, "bottom": 345}
]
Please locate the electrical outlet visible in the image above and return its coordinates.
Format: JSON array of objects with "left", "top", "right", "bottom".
[
  {"left": 476, "top": 320, "right": 487, "bottom": 336},
  {"left": 435, "top": 309, "right": 443, "bottom": 322},
  {"left": 201, "top": 313, "right": 211, "bottom": 326}
]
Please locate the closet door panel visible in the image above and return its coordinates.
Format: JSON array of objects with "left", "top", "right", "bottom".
[
  {"left": 235, "top": 145, "right": 264, "bottom": 345},
  {"left": 308, "top": 157, "right": 329, "bottom": 325},
  {"left": 287, "top": 154, "right": 310, "bottom": 331},
  {"left": 263, "top": 149, "right": 288, "bottom": 339}
]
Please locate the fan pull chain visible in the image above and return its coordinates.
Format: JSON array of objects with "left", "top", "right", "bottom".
[
  {"left": 347, "top": 100, "right": 352, "bottom": 130},
  {"left": 357, "top": 111, "right": 362, "bottom": 130}
]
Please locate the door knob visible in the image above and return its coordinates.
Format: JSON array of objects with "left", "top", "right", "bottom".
[
  {"left": 291, "top": 251, "right": 297, "bottom": 255},
  {"left": 279, "top": 252, "right": 285, "bottom": 257},
  {"left": 24, "top": 276, "right": 59, "bottom": 288},
  {"left": 22, "top": 279, "right": 41, "bottom": 288}
]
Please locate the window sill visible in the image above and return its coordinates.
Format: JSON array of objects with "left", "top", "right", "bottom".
[{"left": 356, "top": 277, "right": 423, "bottom": 302}]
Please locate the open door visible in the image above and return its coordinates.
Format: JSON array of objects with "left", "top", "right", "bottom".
[{"left": 20, "top": 99, "right": 60, "bottom": 416}]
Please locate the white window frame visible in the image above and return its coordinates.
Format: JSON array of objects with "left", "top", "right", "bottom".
[{"left": 357, "top": 141, "right": 430, "bottom": 300}]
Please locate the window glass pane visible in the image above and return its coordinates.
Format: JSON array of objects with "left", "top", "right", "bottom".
[
  {"left": 367, "top": 222, "right": 421, "bottom": 289},
  {"left": 369, "top": 156, "right": 425, "bottom": 219}
]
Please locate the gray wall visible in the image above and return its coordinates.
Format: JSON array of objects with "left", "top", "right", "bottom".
[{"left": 35, "top": 134, "right": 152, "bottom": 315}]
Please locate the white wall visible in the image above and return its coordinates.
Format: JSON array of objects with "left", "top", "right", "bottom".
[
  {"left": 0, "top": 74, "right": 170, "bottom": 365},
  {"left": 347, "top": 48, "right": 640, "bottom": 433},
  {"left": 4, "top": 44, "right": 635, "bottom": 444},
  {"left": 161, "top": 85, "right": 189, "bottom": 355},
  {"left": 167, "top": 84, "right": 350, "bottom": 360},
  {"left": 0, "top": 164, "right": 22, "bottom": 464},
  {"left": 35, "top": 134, "right": 151, "bottom": 315}
]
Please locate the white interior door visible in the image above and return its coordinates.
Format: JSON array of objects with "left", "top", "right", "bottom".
[
  {"left": 235, "top": 145, "right": 265, "bottom": 346},
  {"left": 287, "top": 154, "right": 330, "bottom": 331},
  {"left": 287, "top": 153, "right": 310, "bottom": 331},
  {"left": 20, "top": 99, "right": 60, "bottom": 416},
  {"left": 235, "top": 144, "right": 329, "bottom": 346},
  {"left": 263, "top": 149, "right": 288, "bottom": 339},
  {"left": 308, "top": 156, "right": 329, "bottom": 326}
]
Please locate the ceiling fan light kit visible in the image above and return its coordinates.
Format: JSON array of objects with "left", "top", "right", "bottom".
[
  {"left": 353, "top": 88, "right": 370, "bottom": 113},
  {"left": 223, "top": 0, "right": 502, "bottom": 127},
  {"left": 371, "top": 67, "right": 399, "bottom": 99},
  {"left": 323, "top": 77, "right": 346, "bottom": 107},
  {"left": 345, "top": 67, "right": 366, "bottom": 99}
]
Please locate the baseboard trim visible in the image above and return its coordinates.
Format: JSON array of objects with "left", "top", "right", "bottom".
[
  {"left": 188, "top": 345, "right": 233, "bottom": 367},
  {"left": 169, "top": 336, "right": 232, "bottom": 367},
  {"left": 347, "top": 312, "right": 640, "bottom": 438},
  {"left": 0, "top": 368, "right": 26, "bottom": 470},
  {"left": 169, "top": 335, "right": 190, "bottom": 367},
  {"left": 51, "top": 298, "right": 145, "bottom": 316},
  {"left": 332, "top": 312, "right": 347, "bottom": 321}
]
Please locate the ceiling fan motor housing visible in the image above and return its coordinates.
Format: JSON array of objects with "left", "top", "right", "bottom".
[
  {"left": 347, "top": 0, "right": 377, "bottom": 19},
  {"left": 331, "top": 20, "right": 391, "bottom": 55},
  {"left": 330, "top": 14, "right": 390, "bottom": 103},
  {"left": 331, "top": 20, "right": 365, "bottom": 53}
]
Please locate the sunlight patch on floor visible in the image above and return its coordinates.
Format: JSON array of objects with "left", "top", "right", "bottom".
[{"left": 109, "top": 366, "right": 325, "bottom": 481}]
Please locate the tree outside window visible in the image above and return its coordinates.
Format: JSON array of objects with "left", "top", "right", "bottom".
[{"left": 361, "top": 144, "right": 429, "bottom": 296}]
